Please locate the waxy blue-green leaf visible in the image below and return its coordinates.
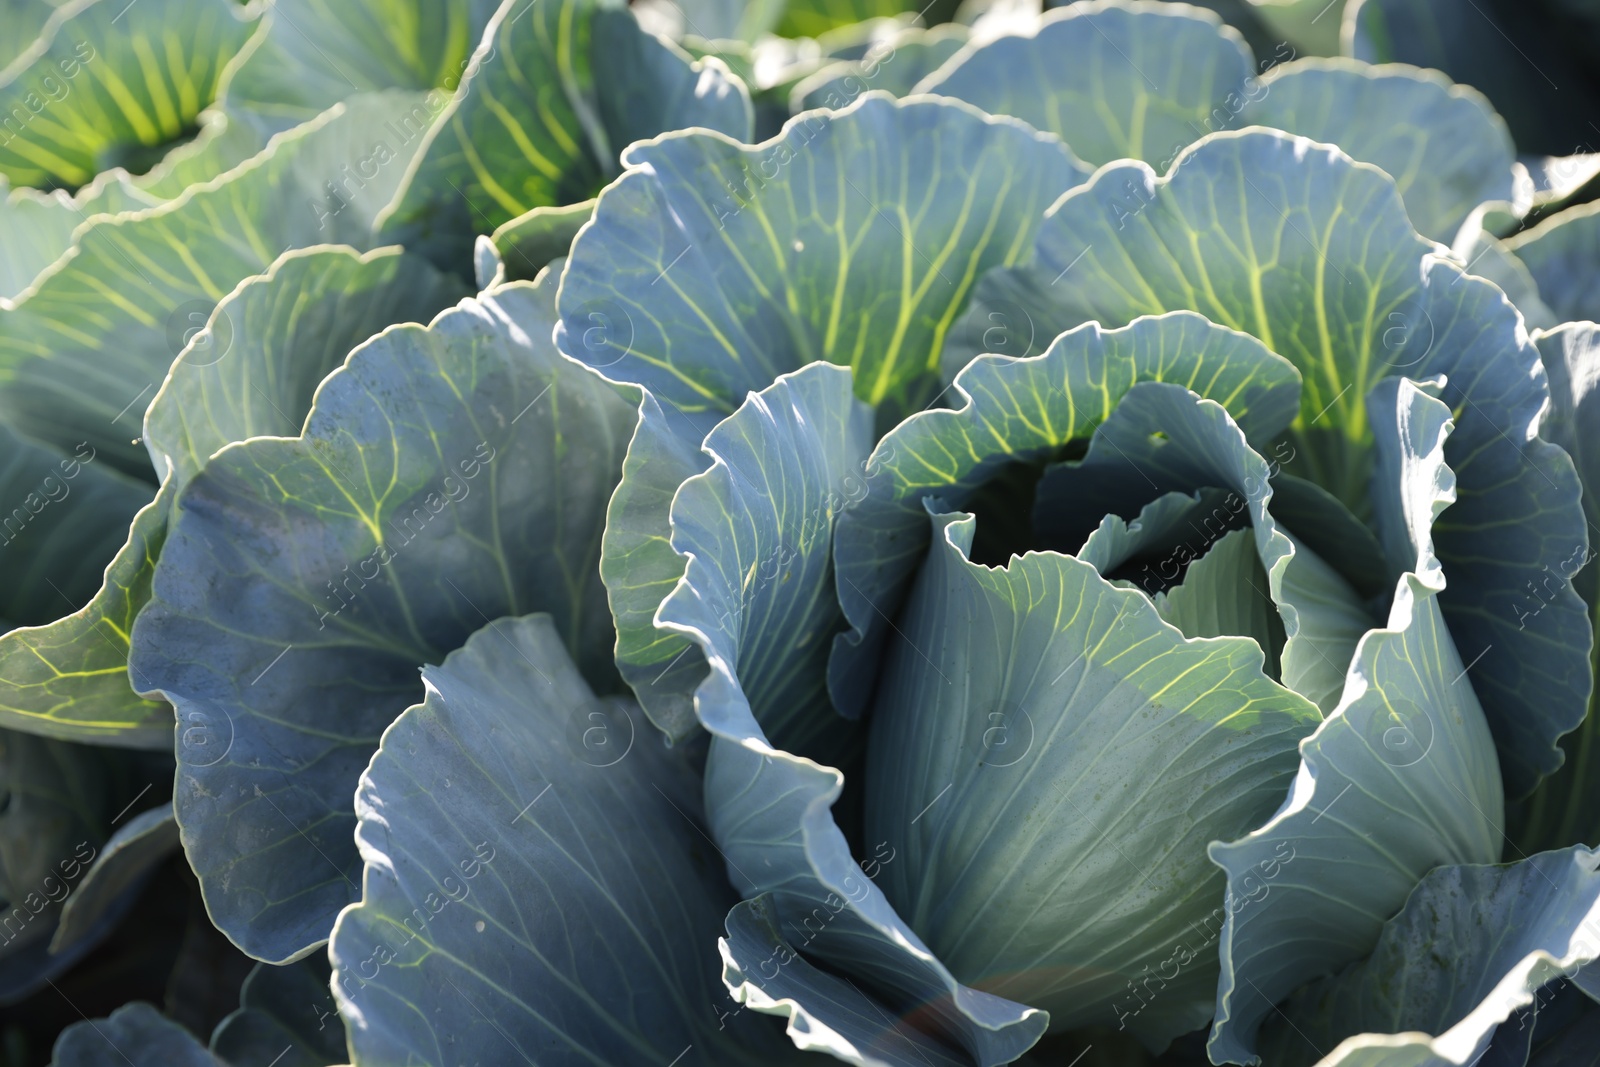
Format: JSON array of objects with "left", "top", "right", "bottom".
[
  {"left": 223, "top": 0, "right": 502, "bottom": 121},
  {"left": 0, "top": 429, "right": 148, "bottom": 630},
  {"left": 951, "top": 128, "right": 1588, "bottom": 798},
  {"left": 0, "top": 0, "right": 259, "bottom": 189},
  {"left": 561, "top": 93, "right": 1087, "bottom": 737},
  {"left": 1151, "top": 528, "right": 1285, "bottom": 663},
  {"left": 863, "top": 505, "right": 1318, "bottom": 1046},
  {"left": 49, "top": 1002, "right": 220, "bottom": 1067},
  {"left": 1257, "top": 847, "right": 1600, "bottom": 1067},
  {"left": 917, "top": 6, "right": 1509, "bottom": 244},
  {"left": 832, "top": 311, "right": 1302, "bottom": 716},
  {"left": 1207, "top": 379, "right": 1504, "bottom": 1066},
  {"left": 657, "top": 365, "right": 1046, "bottom": 1065},
  {"left": 488, "top": 199, "right": 594, "bottom": 282},
  {"left": 0, "top": 173, "right": 158, "bottom": 302},
  {"left": 48, "top": 802, "right": 177, "bottom": 955},
  {"left": 1033, "top": 381, "right": 1372, "bottom": 711},
  {"left": 128, "top": 275, "right": 633, "bottom": 963},
  {"left": 376, "top": 0, "right": 752, "bottom": 274},
  {"left": 143, "top": 246, "right": 470, "bottom": 493},
  {"left": 0, "top": 90, "right": 436, "bottom": 477},
  {"left": 1507, "top": 202, "right": 1600, "bottom": 324},
  {"left": 913, "top": 1, "right": 1254, "bottom": 168},
  {"left": 330, "top": 614, "right": 792, "bottom": 1067},
  {"left": 658, "top": 362, "right": 870, "bottom": 756},
  {"left": 209, "top": 957, "right": 345, "bottom": 1067},
  {"left": 1237, "top": 60, "right": 1516, "bottom": 243},
  {"left": 1511, "top": 323, "right": 1600, "bottom": 857},
  {"left": 0, "top": 246, "right": 466, "bottom": 748},
  {"left": 557, "top": 92, "right": 1088, "bottom": 433},
  {"left": 721, "top": 897, "right": 972, "bottom": 1067}
]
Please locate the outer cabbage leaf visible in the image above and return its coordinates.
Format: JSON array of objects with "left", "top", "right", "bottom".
[
  {"left": 49, "top": 1002, "right": 220, "bottom": 1067},
  {"left": 209, "top": 957, "right": 345, "bottom": 1067},
  {"left": 832, "top": 311, "right": 1303, "bottom": 716},
  {"left": 721, "top": 897, "right": 973, "bottom": 1067},
  {"left": 1511, "top": 323, "right": 1600, "bottom": 856},
  {"left": 0, "top": 0, "right": 258, "bottom": 189},
  {"left": 49, "top": 802, "right": 178, "bottom": 955},
  {"left": 0, "top": 246, "right": 466, "bottom": 746},
  {"left": 950, "top": 128, "right": 1588, "bottom": 798},
  {"left": 223, "top": 0, "right": 502, "bottom": 121},
  {"left": 1207, "top": 380, "right": 1504, "bottom": 1065},
  {"left": 376, "top": 0, "right": 752, "bottom": 274},
  {"left": 128, "top": 275, "right": 633, "bottom": 963},
  {"left": 1237, "top": 59, "right": 1516, "bottom": 243},
  {"left": 657, "top": 364, "right": 1047, "bottom": 1064},
  {"left": 0, "top": 91, "right": 436, "bottom": 476},
  {"left": 488, "top": 199, "right": 594, "bottom": 282},
  {"left": 0, "top": 173, "right": 159, "bottom": 302},
  {"left": 329, "top": 614, "right": 792, "bottom": 1067},
  {"left": 1507, "top": 202, "right": 1600, "bottom": 324},
  {"left": 917, "top": 4, "right": 1513, "bottom": 243},
  {"left": 863, "top": 503, "right": 1318, "bottom": 1045},
  {"left": 1258, "top": 846, "right": 1600, "bottom": 1067},
  {"left": 558, "top": 92, "right": 1088, "bottom": 738},
  {"left": 913, "top": 0, "right": 1254, "bottom": 168}
]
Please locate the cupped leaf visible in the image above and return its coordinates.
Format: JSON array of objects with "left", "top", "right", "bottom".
[
  {"left": 951, "top": 127, "right": 1588, "bottom": 798},
  {"left": 330, "top": 613, "right": 791, "bottom": 1067},
  {"left": 143, "top": 245, "right": 470, "bottom": 491},
  {"left": 489, "top": 199, "right": 594, "bottom": 282},
  {"left": 0, "top": 173, "right": 159, "bottom": 302},
  {"left": 1511, "top": 322, "right": 1600, "bottom": 857},
  {"left": 1237, "top": 59, "right": 1516, "bottom": 242},
  {"left": 658, "top": 362, "right": 871, "bottom": 756},
  {"left": 49, "top": 802, "right": 178, "bottom": 955},
  {"left": 832, "top": 311, "right": 1302, "bottom": 716},
  {"left": 0, "top": 90, "right": 436, "bottom": 477},
  {"left": 561, "top": 93, "right": 1087, "bottom": 737},
  {"left": 1152, "top": 528, "right": 1286, "bottom": 665},
  {"left": 376, "top": 0, "right": 752, "bottom": 274},
  {"left": 721, "top": 897, "right": 972, "bottom": 1067},
  {"left": 49, "top": 1002, "right": 220, "bottom": 1067},
  {"left": 1507, "top": 201, "right": 1600, "bottom": 324},
  {"left": 128, "top": 275, "right": 633, "bottom": 963},
  {"left": 915, "top": 5, "right": 1509, "bottom": 244},
  {"left": 1258, "top": 846, "right": 1600, "bottom": 1067},
  {"left": 556, "top": 91, "right": 1088, "bottom": 435},
  {"left": 862, "top": 504, "right": 1319, "bottom": 1046},
  {"left": 1207, "top": 378, "right": 1505, "bottom": 1065},
  {"left": 0, "top": 490, "right": 171, "bottom": 746},
  {"left": 223, "top": 0, "right": 502, "bottom": 121},
  {"left": 656, "top": 365, "right": 1047, "bottom": 1065},
  {"left": 913, "top": 0, "right": 1253, "bottom": 167},
  {"left": 0, "top": 0, "right": 259, "bottom": 190},
  {"left": 209, "top": 957, "right": 345, "bottom": 1067},
  {"left": 0, "top": 246, "right": 466, "bottom": 748},
  {"left": 1034, "top": 381, "right": 1372, "bottom": 711}
]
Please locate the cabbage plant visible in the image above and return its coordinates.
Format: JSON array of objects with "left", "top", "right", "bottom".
[{"left": 2, "top": 1, "right": 1600, "bottom": 1066}]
